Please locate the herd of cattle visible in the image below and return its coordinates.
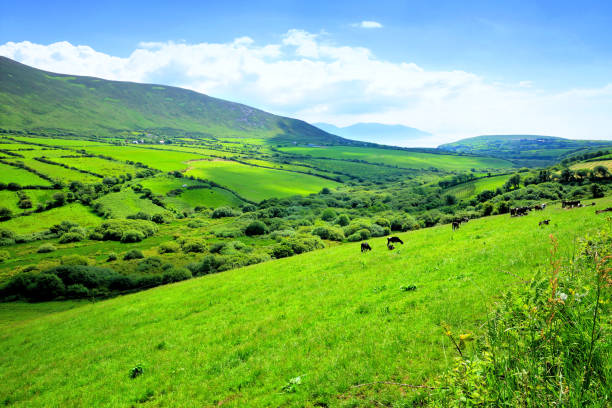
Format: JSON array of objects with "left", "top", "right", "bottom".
[{"left": 360, "top": 200, "right": 612, "bottom": 253}]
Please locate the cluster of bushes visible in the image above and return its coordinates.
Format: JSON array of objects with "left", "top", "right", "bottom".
[
  {"left": 212, "top": 206, "right": 241, "bottom": 219},
  {"left": 0, "top": 262, "right": 193, "bottom": 302},
  {"left": 271, "top": 236, "right": 324, "bottom": 259},
  {"left": 89, "top": 219, "right": 158, "bottom": 243},
  {"left": 126, "top": 211, "right": 170, "bottom": 224},
  {"left": 186, "top": 252, "right": 271, "bottom": 275}
]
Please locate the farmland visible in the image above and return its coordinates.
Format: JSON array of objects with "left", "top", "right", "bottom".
[{"left": 444, "top": 174, "right": 512, "bottom": 200}]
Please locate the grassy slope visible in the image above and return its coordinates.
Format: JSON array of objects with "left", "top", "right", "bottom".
[
  {"left": 0, "top": 203, "right": 101, "bottom": 233},
  {"left": 570, "top": 159, "right": 612, "bottom": 171},
  {"left": 185, "top": 160, "right": 341, "bottom": 201},
  {"left": 0, "top": 57, "right": 344, "bottom": 145},
  {"left": 94, "top": 189, "right": 166, "bottom": 218},
  {"left": 0, "top": 162, "right": 52, "bottom": 186},
  {"left": 445, "top": 174, "right": 512, "bottom": 200},
  {"left": 279, "top": 146, "right": 513, "bottom": 171},
  {"left": 1, "top": 198, "right": 610, "bottom": 407}
]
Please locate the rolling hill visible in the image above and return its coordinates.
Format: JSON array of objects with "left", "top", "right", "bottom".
[
  {"left": 314, "top": 122, "right": 432, "bottom": 147},
  {"left": 0, "top": 57, "right": 347, "bottom": 145},
  {"left": 439, "top": 134, "right": 612, "bottom": 167},
  {"left": 0, "top": 198, "right": 610, "bottom": 407}
]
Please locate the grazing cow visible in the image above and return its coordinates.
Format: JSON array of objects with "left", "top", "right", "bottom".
[
  {"left": 534, "top": 203, "right": 546, "bottom": 211},
  {"left": 452, "top": 221, "right": 460, "bottom": 230},
  {"left": 562, "top": 200, "right": 581, "bottom": 209},
  {"left": 462, "top": 217, "right": 470, "bottom": 223},
  {"left": 361, "top": 242, "right": 372, "bottom": 253},
  {"left": 539, "top": 219, "right": 550, "bottom": 226},
  {"left": 512, "top": 206, "right": 530, "bottom": 217},
  {"left": 595, "top": 207, "right": 612, "bottom": 215},
  {"left": 387, "top": 236, "right": 404, "bottom": 245},
  {"left": 387, "top": 244, "right": 395, "bottom": 251}
]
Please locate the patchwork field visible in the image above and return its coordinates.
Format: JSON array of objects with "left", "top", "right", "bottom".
[
  {"left": 93, "top": 189, "right": 167, "bottom": 218},
  {"left": 81, "top": 146, "right": 203, "bottom": 172},
  {"left": 185, "top": 160, "right": 341, "bottom": 201},
  {"left": 570, "top": 159, "right": 612, "bottom": 171},
  {"left": 0, "top": 162, "right": 52, "bottom": 186},
  {"left": 0, "top": 198, "right": 609, "bottom": 407},
  {"left": 444, "top": 174, "right": 512, "bottom": 200},
  {"left": 0, "top": 203, "right": 101, "bottom": 233},
  {"left": 51, "top": 156, "right": 139, "bottom": 176},
  {"left": 280, "top": 146, "right": 514, "bottom": 171}
]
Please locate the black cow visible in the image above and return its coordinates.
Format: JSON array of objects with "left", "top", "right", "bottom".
[
  {"left": 361, "top": 242, "right": 372, "bottom": 252},
  {"left": 539, "top": 219, "right": 550, "bottom": 226},
  {"left": 461, "top": 217, "right": 470, "bottom": 223},
  {"left": 387, "top": 236, "right": 404, "bottom": 245},
  {"left": 387, "top": 244, "right": 395, "bottom": 250},
  {"left": 595, "top": 207, "right": 612, "bottom": 214},
  {"left": 452, "top": 221, "right": 460, "bottom": 230},
  {"left": 562, "top": 200, "right": 580, "bottom": 208},
  {"left": 534, "top": 203, "right": 546, "bottom": 211}
]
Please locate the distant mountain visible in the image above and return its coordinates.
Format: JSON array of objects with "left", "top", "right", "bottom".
[
  {"left": 0, "top": 56, "right": 347, "bottom": 145},
  {"left": 314, "top": 122, "right": 432, "bottom": 146},
  {"left": 439, "top": 134, "right": 612, "bottom": 167}
]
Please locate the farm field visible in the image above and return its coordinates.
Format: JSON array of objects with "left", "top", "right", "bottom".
[
  {"left": 444, "top": 174, "right": 512, "bottom": 200},
  {"left": 0, "top": 162, "right": 52, "bottom": 186},
  {"left": 280, "top": 146, "right": 514, "bottom": 171},
  {"left": 0, "top": 191, "right": 20, "bottom": 212},
  {"left": 166, "top": 187, "right": 244, "bottom": 209},
  {"left": 10, "top": 136, "right": 113, "bottom": 148},
  {"left": 0, "top": 198, "right": 609, "bottom": 407},
  {"left": 6, "top": 157, "right": 101, "bottom": 183},
  {"left": 51, "top": 156, "right": 139, "bottom": 176},
  {"left": 80, "top": 146, "right": 203, "bottom": 172},
  {"left": 185, "top": 160, "right": 341, "bottom": 201},
  {"left": 570, "top": 159, "right": 612, "bottom": 171},
  {"left": 93, "top": 189, "right": 167, "bottom": 218},
  {"left": 0, "top": 203, "right": 101, "bottom": 233}
]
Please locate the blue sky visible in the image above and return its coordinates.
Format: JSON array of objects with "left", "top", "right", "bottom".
[{"left": 1, "top": 0, "right": 612, "bottom": 144}]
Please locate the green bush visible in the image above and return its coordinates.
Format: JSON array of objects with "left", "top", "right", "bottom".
[
  {"left": 187, "top": 219, "right": 205, "bottom": 228},
  {"left": 311, "top": 226, "right": 344, "bottom": 241},
  {"left": 136, "top": 257, "right": 164, "bottom": 274},
  {"left": 121, "top": 230, "right": 145, "bottom": 243},
  {"left": 162, "top": 267, "right": 192, "bottom": 284},
  {"left": 272, "top": 243, "right": 294, "bottom": 259},
  {"left": 60, "top": 254, "right": 89, "bottom": 266},
  {"left": 123, "top": 249, "right": 144, "bottom": 260},
  {"left": 181, "top": 239, "right": 207, "bottom": 253},
  {"left": 65, "top": 284, "right": 90, "bottom": 298},
  {"left": 59, "top": 232, "right": 85, "bottom": 244},
  {"left": 92, "top": 220, "right": 157, "bottom": 241},
  {"left": 151, "top": 213, "right": 169, "bottom": 224},
  {"left": 211, "top": 206, "right": 239, "bottom": 218},
  {"left": 106, "top": 252, "right": 118, "bottom": 262},
  {"left": 245, "top": 221, "right": 267, "bottom": 236},
  {"left": 320, "top": 208, "right": 337, "bottom": 221},
  {"left": 0, "top": 229, "right": 16, "bottom": 246},
  {"left": 37, "top": 243, "right": 57, "bottom": 253},
  {"left": 0, "top": 207, "right": 12, "bottom": 221},
  {"left": 347, "top": 233, "right": 362, "bottom": 242},
  {"left": 335, "top": 214, "right": 350, "bottom": 227},
  {"left": 0, "top": 250, "right": 9, "bottom": 263},
  {"left": 158, "top": 241, "right": 180, "bottom": 254}
]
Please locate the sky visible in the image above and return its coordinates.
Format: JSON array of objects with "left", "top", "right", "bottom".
[{"left": 1, "top": 0, "right": 612, "bottom": 145}]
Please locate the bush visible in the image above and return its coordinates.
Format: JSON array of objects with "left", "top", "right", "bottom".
[
  {"left": 272, "top": 243, "right": 294, "bottom": 259},
  {"left": 312, "top": 226, "right": 344, "bottom": 241},
  {"left": 127, "top": 211, "right": 151, "bottom": 221},
  {"left": 347, "top": 233, "right": 363, "bottom": 242},
  {"left": 162, "top": 267, "right": 192, "bottom": 284},
  {"left": 245, "top": 221, "right": 267, "bottom": 236},
  {"left": 320, "top": 208, "right": 337, "bottom": 221},
  {"left": 391, "top": 215, "right": 418, "bottom": 232},
  {"left": 92, "top": 220, "right": 157, "bottom": 241},
  {"left": 65, "top": 284, "right": 90, "bottom": 298},
  {"left": 0, "top": 229, "right": 16, "bottom": 246},
  {"left": 211, "top": 206, "right": 239, "bottom": 218},
  {"left": 0, "top": 207, "right": 13, "bottom": 221},
  {"left": 59, "top": 232, "right": 85, "bottom": 243},
  {"left": 335, "top": 214, "right": 350, "bottom": 227},
  {"left": 26, "top": 274, "right": 65, "bottom": 302},
  {"left": 181, "top": 239, "right": 207, "bottom": 253},
  {"left": 37, "top": 243, "right": 57, "bottom": 253},
  {"left": 151, "top": 213, "right": 169, "bottom": 224},
  {"left": 123, "top": 249, "right": 144, "bottom": 260},
  {"left": 136, "top": 257, "right": 164, "bottom": 274},
  {"left": 121, "top": 230, "right": 145, "bottom": 243},
  {"left": 187, "top": 219, "right": 205, "bottom": 228},
  {"left": 158, "top": 241, "right": 180, "bottom": 254},
  {"left": 107, "top": 252, "right": 118, "bottom": 262}
]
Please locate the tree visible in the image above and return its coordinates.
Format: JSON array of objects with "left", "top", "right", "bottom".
[
  {"left": 591, "top": 184, "right": 604, "bottom": 198},
  {"left": 593, "top": 165, "right": 610, "bottom": 179},
  {"left": 245, "top": 221, "right": 267, "bottom": 236}
]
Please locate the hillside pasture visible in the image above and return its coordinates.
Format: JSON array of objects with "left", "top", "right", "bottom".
[
  {"left": 185, "top": 159, "right": 341, "bottom": 201},
  {"left": 0, "top": 203, "right": 101, "bottom": 234},
  {"left": 0, "top": 198, "right": 609, "bottom": 407},
  {"left": 445, "top": 174, "right": 512, "bottom": 200},
  {"left": 81, "top": 146, "right": 203, "bottom": 172},
  {"left": 0, "top": 162, "right": 52, "bottom": 186},
  {"left": 168, "top": 187, "right": 244, "bottom": 209},
  {"left": 6, "top": 158, "right": 100, "bottom": 183},
  {"left": 280, "top": 146, "right": 513, "bottom": 171},
  {"left": 570, "top": 159, "right": 612, "bottom": 171},
  {"left": 0, "top": 191, "right": 20, "bottom": 212},
  {"left": 52, "top": 156, "right": 139, "bottom": 176},
  {"left": 93, "top": 189, "right": 167, "bottom": 218}
]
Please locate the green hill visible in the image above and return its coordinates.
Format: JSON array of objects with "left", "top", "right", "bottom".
[
  {"left": 1, "top": 198, "right": 610, "bottom": 407},
  {"left": 439, "top": 134, "right": 612, "bottom": 167},
  {"left": 0, "top": 57, "right": 346, "bottom": 145}
]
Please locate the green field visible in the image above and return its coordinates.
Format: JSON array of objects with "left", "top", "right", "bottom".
[
  {"left": 280, "top": 146, "right": 513, "bottom": 171},
  {"left": 0, "top": 198, "right": 609, "bottom": 407},
  {"left": 81, "top": 146, "right": 203, "bottom": 172},
  {"left": 0, "top": 191, "right": 20, "bottom": 212},
  {"left": 7, "top": 158, "right": 100, "bottom": 183},
  {"left": 52, "top": 156, "right": 139, "bottom": 176},
  {"left": 444, "top": 174, "right": 512, "bottom": 200},
  {"left": 93, "top": 189, "right": 167, "bottom": 218},
  {"left": 185, "top": 160, "right": 341, "bottom": 201},
  {"left": 0, "top": 203, "right": 101, "bottom": 233},
  {"left": 0, "top": 162, "right": 52, "bottom": 186},
  {"left": 571, "top": 159, "right": 612, "bottom": 171}
]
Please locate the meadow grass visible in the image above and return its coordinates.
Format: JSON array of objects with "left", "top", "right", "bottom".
[
  {"left": 571, "top": 159, "right": 612, "bottom": 171},
  {"left": 0, "top": 162, "right": 52, "bottom": 186},
  {"left": 0, "top": 203, "right": 101, "bottom": 234},
  {"left": 0, "top": 191, "right": 20, "bottom": 212},
  {"left": 80, "top": 146, "right": 204, "bottom": 172},
  {"left": 0, "top": 198, "right": 609, "bottom": 407},
  {"left": 185, "top": 160, "right": 341, "bottom": 201},
  {"left": 167, "top": 187, "right": 244, "bottom": 209},
  {"left": 93, "top": 189, "right": 166, "bottom": 218},
  {"left": 138, "top": 175, "right": 206, "bottom": 195},
  {"left": 11, "top": 136, "right": 112, "bottom": 148},
  {"left": 6, "top": 157, "right": 100, "bottom": 183},
  {"left": 51, "top": 156, "right": 139, "bottom": 176},
  {"left": 279, "top": 146, "right": 513, "bottom": 171},
  {"left": 445, "top": 174, "right": 512, "bottom": 200}
]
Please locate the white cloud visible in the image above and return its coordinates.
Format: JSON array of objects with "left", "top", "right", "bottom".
[
  {"left": 1, "top": 31, "right": 612, "bottom": 146},
  {"left": 353, "top": 21, "right": 383, "bottom": 29}
]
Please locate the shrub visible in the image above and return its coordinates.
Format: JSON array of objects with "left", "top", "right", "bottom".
[
  {"left": 106, "top": 252, "right": 118, "bottom": 262},
  {"left": 272, "top": 243, "right": 294, "bottom": 259},
  {"left": 121, "top": 230, "right": 145, "bottom": 243},
  {"left": 65, "top": 284, "right": 90, "bottom": 298},
  {"left": 347, "top": 233, "right": 363, "bottom": 242},
  {"left": 211, "top": 206, "right": 239, "bottom": 218},
  {"left": 0, "top": 250, "right": 9, "bottom": 263},
  {"left": 391, "top": 215, "right": 418, "bottom": 232},
  {"left": 245, "top": 221, "right": 267, "bottom": 236},
  {"left": 312, "top": 226, "right": 344, "bottom": 241},
  {"left": 181, "top": 238, "right": 207, "bottom": 253},
  {"left": 60, "top": 254, "right": 89, "bottom": 266},
  {"left": 151, "top": 213, "right": 169, "bottom": 224},
  {"left": 0, "top": 207, "right": 13, "bottom": 221},
  {"left": 92, "top": 220, "right": 157, "bottom": 241},
  {"left": 0, "top": 229, "right": 16, "bottom": 246},
  {"left": 127, "top": 212, "right": 151, "bottom": 221},
  {"left": 357, "top": 228, "right": 371, "bottom": 240},
  {"left": 26, "top": 273, "right": 65, "bottom": 302},
  {"left": 158, "top": 241, "right": 180, "bottom": 254},
  {"left": 37, "top": 243, "right": 57, "bottom": 253},
  {"left": 123, "top": 249, "right": 144, "bottom": 260},
  {"left": 162, "top": 267, "right": 192, "bottom": 284},
  {"left": 187, "top": 219, "right": 205, "bottom": 228},
  {"left": 335, "top": 214, "right": 350, "bottom": 227},
  {"left": 59, "top": 232, "right": 85, "bottom": 244},
  {"left": 320, "top": 208, "right": 337, "bottom": 221},
  {"left": 136, "top": 257, "right": 164, "bottom": 274}
]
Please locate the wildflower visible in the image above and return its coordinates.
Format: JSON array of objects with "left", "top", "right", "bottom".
[{"left": 558, "top": 292, "right": 568, "bottom": 302}]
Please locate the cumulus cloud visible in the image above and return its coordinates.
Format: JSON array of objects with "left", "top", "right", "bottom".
[
  {"left": 353, "top": 21, "right": 383, "bottom": 29},
  {"left": 1, "top": 30, "right": 611, "bottom": 145}
]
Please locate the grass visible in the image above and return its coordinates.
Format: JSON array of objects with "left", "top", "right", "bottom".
[
  {"left": 185, "top": 160, "right": 341, "bottom": 201},
  {"left": 279, "top": 146, "right": 513, "bottom": 171},
  {"left": 571, "top": 159, "right": 612, "bottom": 171},
  {"left": 93, "top": 189, "right": 166, "bottom": 218},
  {"left": 0, "top": 162, "right": 52, "bottom": 186},
  {"left": 6, "top": 157, "right": 100, "bottom": 183},
  {"left": 445, "top": 174, "right": 512, "bottom": 200},
  {"left": 51, "top": 156, "right": 138, "bottom": 176},
  {"left": 166, "top": 187, "right": 244, "bottom": 210},
  {"left": 80, "top": 146, "right": 204, "bottom": 172},
  {"left": 0, "top": 191, "right": 20, "bottom": 212},
  {"left": 0, "top": 203, "right": 101, "bottom": 234},
  {"left": 0, "top": 198, "right": 610, "bottom": 407}
]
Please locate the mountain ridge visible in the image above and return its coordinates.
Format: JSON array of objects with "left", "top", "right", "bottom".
[{"left": 314, "top": 122, "right": 431, "bottom": 146}]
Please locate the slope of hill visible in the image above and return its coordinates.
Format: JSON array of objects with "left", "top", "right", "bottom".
[
  {"left": 439, "top": 134, "right": 612, "bottom": 167},
  {"left": 1, "top": 198, "right": 610, "bottom": 407},
  {"left": 0, "top": 57, "right": 346, "bottom": 145},
  {"left": 314, "top": 122, "right": 432, "bottom": 146}
]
